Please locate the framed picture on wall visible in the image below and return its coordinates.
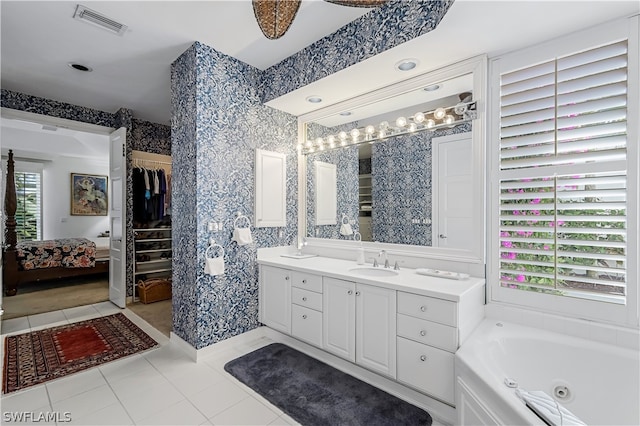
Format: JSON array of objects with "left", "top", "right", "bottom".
[{"left": 70, "top": 173, "right": 108, "bottom": 216}]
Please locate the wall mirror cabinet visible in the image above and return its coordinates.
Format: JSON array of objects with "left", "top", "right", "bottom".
[{"left": 297, "top": 56, "right": 487, "bottom": 264}]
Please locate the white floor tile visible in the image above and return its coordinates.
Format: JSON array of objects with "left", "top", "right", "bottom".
[
  {"left": 118, "top": 380, "right": 185, "bottom": 422},
  {"left": 161, "top": 360, "right": 228, "bottom": 398},
  {"left": 108, "top": 366, "right": 170, "bottom": 400},
  {"left": 27, "top": 310, "right": 68, "bottom": 329},
  {"left": 209, "top": 396, "right": 280, "bottom": 426},
  {"left": 46, "top": 367, "right": 107, "bottom": 403},
  {"left": 269, "top": 414, "right": 300, "bottom": 425},
  {"left": 62, "top": 305, "right": 101, "bottom": 322},
  {"left": 92, "top": 301, "right": 122, "bottom": 316},
  {"left": 1, "top": 316, "right": 31, "bottom": 335},
  {"left": 188, "top": 378, "right": 251, "bottom": 419},
  {"left": 1, "top": 385, "right": 50, "bottom": 413},
  {"left": 68, "top": 402, "right": 133, "bottom": 426},
  {"left": 137, "top": 399, "right": 208, "bottom": 425},
  {"left": 51, "top": 384, "right": 118, "bottom": 421},
  {"left": 144, "top": 341, "right": 190, "bottom": 369},
  {"left": 99, "top": 353, "right": 154, "bottom": 384},
  {"left": 201, "top": 347, "right": 244, "bottom": 373}
]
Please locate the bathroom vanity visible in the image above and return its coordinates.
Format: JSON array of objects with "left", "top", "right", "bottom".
[{"left": 258, "top": 254, "right": 485, "bottom": 406}]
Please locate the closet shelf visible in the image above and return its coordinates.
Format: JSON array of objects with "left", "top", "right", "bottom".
[
  {"left": 134, "top": 267, "right": 172, "bottom": 275},
  {"left": 136, "top": 248, "right": 172, "bottom": 254},
  {"left": 134, "top": 237, "right": 172, "bottom": 243}
]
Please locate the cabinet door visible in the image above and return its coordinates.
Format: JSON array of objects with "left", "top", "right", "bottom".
[
  {"left": 322, "top": 277, "right": 355, "bottom": 362},
  {"left": 259, "top": 265, "right": 291, "bottom": 334},
  {"left": 356, "top": 283, "right": 396, "bottom": 378}
]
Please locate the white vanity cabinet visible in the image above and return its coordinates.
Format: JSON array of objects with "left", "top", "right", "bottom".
[
  {"left": 323, "top": 277, "right": 396, "bottom": 379},
  {"left": 290, "top": 271, "right": 323, "bottom": 347},
  {"left": 395, "top": 290, "right": 482, "bottom": 405},
  {"left": 259, "top": 265, "right": 291, "bottom": 334}
]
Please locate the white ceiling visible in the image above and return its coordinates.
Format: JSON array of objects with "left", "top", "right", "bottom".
[{"left": 1, "top": 0, "right": 639, "bottom": 129}]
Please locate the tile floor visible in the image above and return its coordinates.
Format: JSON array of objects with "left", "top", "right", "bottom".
[{"left": 1, "top": 302, "right": 298, "bottom": 425}]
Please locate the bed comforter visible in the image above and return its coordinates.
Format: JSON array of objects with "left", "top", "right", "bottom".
[{"left": 16, "top": 238, "right": 97, "bottom": 271}]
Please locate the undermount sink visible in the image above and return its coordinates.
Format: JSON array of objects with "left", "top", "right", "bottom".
[{"left": 348, "top": 267, "right": 399, "bottom": 277}]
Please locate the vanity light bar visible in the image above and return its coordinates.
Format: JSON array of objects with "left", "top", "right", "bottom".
[{"left": 302, "top": 101, "right": 477, "bottom": 154}]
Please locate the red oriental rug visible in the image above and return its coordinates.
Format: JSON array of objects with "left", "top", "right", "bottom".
[{"left": 2, "top": 313, "right": 158, "bottom": 394}]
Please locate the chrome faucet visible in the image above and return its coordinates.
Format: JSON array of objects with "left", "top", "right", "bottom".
[{"left": 379, "top": 250, "right": 390, "bottom": 268}]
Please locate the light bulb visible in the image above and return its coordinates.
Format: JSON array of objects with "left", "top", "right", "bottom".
[
  {"left": 434, "top": 107, "right": 446, "bottom": 120},
  {"left": 408, "top": 123, "right": 417, "bottom": 132},
  {"left": 378, "top": 129, "right": 386, "bottom": 139},
  {"left": 395, "top": 116, "right": 407, "bottom": 128},
  {"left": 454, "top": 102, "right": 467, "bottom": 115},
  {"left": 350, "top": 128, "right": 360, "bottom": 140},
  {"left": 319, "top": 144, "right": 325, "bottom": 151},
  {"left": 444, "top": 114, "right": 455, "bottom": 125},
  {"left": 365, "top": 125, "right": 375, "bottom": 135},
  {"left": 327, "top": 135, "right": 336, "bottom": 146},
  {"left": 338, "top": 131, "right": 347, "bottom": 140},
  {"left": 379, "top": 121, "right": 389, "bottom": 130},
  {"left": 315, "top": 137, "right": 323, "bottom": 145},
  {"left": 341, "top": 139, "right": 347, "bottom": 146},
  {"left": 425, "top": 119, "right": 436, "bottom": 129},
  {"left": 305, "top": 140, "right": 313, "bottom": 147},
  {"left": 413, "top": 112, "right": 425, "bottom": 123}
]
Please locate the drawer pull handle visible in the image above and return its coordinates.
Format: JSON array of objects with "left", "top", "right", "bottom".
[
  {"left": 285, "top": 276, "right": 290, "bottom": 281},
  {"left": 302, "top": 279, "right": 307, "bottom": 284},
  {"left": 302, "top": 297, "right": 307, "bottom": 301},
  {"left": 347, "top": 290, "right": 353, "bottom": 295},
  {"left": 420, "top": 355, "right": 427, "bottom": 362},
  {"left": 355, "top": 291, "right": 361, "bottom": 296},
  {"left": 420, "top": 330, "right": 426, "bottom": 337},
  {"left": 302, "top": 314, "right": 307, "bottom": 319},
  {"left": 420, "top": 305, "right": 427, "bottom": 312}
]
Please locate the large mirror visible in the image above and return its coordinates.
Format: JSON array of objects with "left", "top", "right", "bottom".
[{"left": 298, "top": 57, "right": 486, "bottom": 262}]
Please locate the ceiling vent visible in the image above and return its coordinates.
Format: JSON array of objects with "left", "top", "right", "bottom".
[{"left": 73, "top": 4, "right": 127, "bottom": 36}]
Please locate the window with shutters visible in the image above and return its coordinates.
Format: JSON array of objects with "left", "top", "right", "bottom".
[
  {"left": 15, "top": 170, "right": 42, "bottom": 242},
  {"left": 490, "top": 17, "right": 638, "bottom": 325}
]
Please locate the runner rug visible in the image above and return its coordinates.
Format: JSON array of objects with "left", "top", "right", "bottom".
[
  {"left": 224, "top": 343, "right": 433, "bottom": 426},
  {"left": 3, "top": 313, "right": 158, "bottom": 394}
]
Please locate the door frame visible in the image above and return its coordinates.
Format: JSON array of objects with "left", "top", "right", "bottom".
[{"left": 0, "top": 107, "right": 126, "bottom": 313}]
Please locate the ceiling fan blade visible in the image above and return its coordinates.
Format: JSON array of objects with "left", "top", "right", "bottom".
[
  {"left": 252, "top": 0, "right": 302, "bottom": 40},
  {"left": 324, "top": 0, "right": 389, "bottom": 7}
]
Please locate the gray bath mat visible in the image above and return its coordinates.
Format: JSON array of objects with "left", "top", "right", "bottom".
[{"left": 224, "top": 343, "right": 433, "bottom": 426}]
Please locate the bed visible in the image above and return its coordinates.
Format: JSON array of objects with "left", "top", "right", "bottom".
[{"left": 3, "top": 150, "right": 110, "bottom": 296}]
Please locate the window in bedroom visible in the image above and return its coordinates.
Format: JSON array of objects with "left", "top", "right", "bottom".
[
  {"left": 15, "top": 170, "right": 42, "bottom": 242},
  {"left": 490, "top": 16, "right": 638, "bottom": 325}
]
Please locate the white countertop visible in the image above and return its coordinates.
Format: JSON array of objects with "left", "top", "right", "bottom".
[{"left": 258, "top": 254, "right": 485, "bottom": 302}]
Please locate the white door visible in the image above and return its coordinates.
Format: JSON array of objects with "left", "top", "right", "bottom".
[
  {"left": 322, "top": 277, "right": 356, "bottom": 362},
  {"left": 259, "top": 265, "right": 291, "bottom": 334},
  {"left": 109, "top": 127, "right": 127, "bottom": 308},
  {"left": 432, "top": 133, "right": 473, "bottom": 249},
  {"left": 356, "top": 283, "right": 396, "bottom": 378}
]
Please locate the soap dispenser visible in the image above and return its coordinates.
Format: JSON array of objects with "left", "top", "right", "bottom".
[{"left": 354, "top": 232, "right": 365, "bottom": 265}]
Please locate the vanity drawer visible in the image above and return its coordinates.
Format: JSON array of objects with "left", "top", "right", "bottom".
[
  {"left": 397, "top": 336, "right": 455, "bottom": 405},
  {"left": 291, "top": 304, "right": 322, "bottom": 347},
  {"left": 291, "top": 271, "right": 323, "bottom": 293},
  {"left": 397, "top": 314, "right": 457, "bottom": 352},
  {"left": 292, "top": 287, "right": 323, "bottom": 312},
  {"left": 397, "top": 292, "right": 457, "bottom": 327}
]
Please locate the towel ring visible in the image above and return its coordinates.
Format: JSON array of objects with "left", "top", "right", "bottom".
[
  {"left": 205, "top": 243, "right": 225, "bottom": 259},
  {"left": 233, "top": 214, "right": 251, "bottom": 229},
  {"left": 353, "top": 231, "right": 362, "bottom": 242},
  {"left": 341, "top": 214, "right": 350, "bottom": 225}
]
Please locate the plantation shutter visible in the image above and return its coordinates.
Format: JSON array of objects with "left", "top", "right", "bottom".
[
  {"left": 498, "top": 40, "right": 628, "bottom": 304},
  {"left": 15, "top": 171, "right": 42, "bottom": 241}
]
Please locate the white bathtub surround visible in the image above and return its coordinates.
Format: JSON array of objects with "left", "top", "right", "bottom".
[
  {"left": 455, "top": 319, "right": 640, "bottom": 425},
  {"left": 485, "top": 303, "right": 640, "bottom": 351},
  {"left": 257, "top": 249, "right": 485, "bottom": 424}
]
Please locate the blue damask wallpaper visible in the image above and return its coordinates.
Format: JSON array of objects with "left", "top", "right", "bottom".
[
  {"left": 371, "top": 123, "right": 472, "bottom": 246},
  {"left": 171, "top": 42, "right": 298, "bottom": 349},
  {"left": 261, "top": 0, "right": 455, "bottom": 102}
]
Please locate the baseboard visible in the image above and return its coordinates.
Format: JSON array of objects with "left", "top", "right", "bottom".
[
  {"left": 261, "top": 327, "right": 456, "bottom": 425},
  {"left": 170, "top": 327, "right": 268, "bottom": 362}
]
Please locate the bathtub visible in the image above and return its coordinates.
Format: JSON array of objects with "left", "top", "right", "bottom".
[{"left": 455, "top": 319, "right": 639, "bottom": 425}]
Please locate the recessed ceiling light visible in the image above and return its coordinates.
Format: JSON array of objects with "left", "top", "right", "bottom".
[
  {"left": 306, "top": 96, "right": 322, "bottom": 104},
  {"left": 68, "top": 62, "right": 93, "bottom": 72},
  {"left": 395, "top": 58, "right": 418, "bottom": 72},
  {"left": 424, "top": 84, "right": 441, "bottom": 92},
  {"left": 339, "top": 111, "right": 352, "bottom": 116}
]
